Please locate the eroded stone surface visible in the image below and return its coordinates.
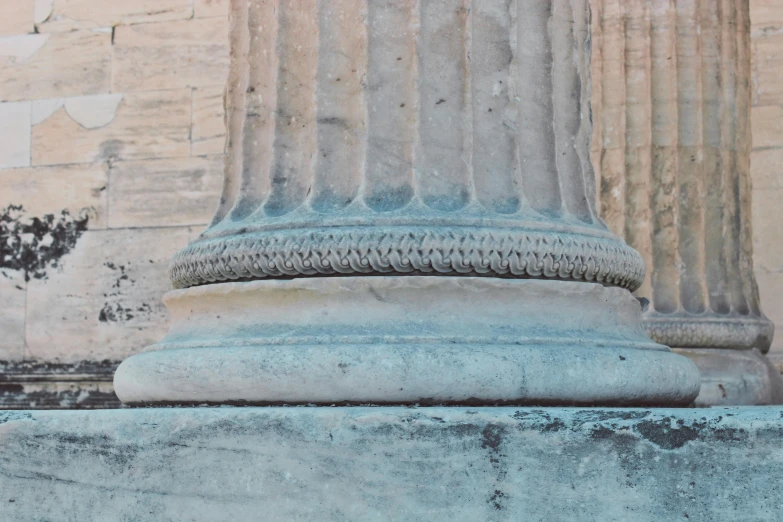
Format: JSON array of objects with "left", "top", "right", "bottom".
[
  {"left": 173, "top": 0, "right": 644, "bottom": 290},
  {"left": 590, "top": 0, "right": 783, "bottom": 400},
  {"left": 116, "top": 0, "right": 703, "bottom": 406},
  {"left": 114, "top": 277, "right": 700, "bottom": 406},
  {"left": 0, "top": 407, "right": 782, "bottom": 520}
]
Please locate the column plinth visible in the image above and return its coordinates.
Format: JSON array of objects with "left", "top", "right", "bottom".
[
  {"left": 592, "top": 0, "right": 782, "bottom": 404},
  {"left": 114, "top": 0, "right": 701, "bottom": 406}
]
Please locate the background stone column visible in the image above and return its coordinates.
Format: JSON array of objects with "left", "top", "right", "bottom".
[
  {"left": 114, "top": 0, "right": 700, "bottom": 406},
  {"left": 591, "top": 0, "right": 783, "bottom": 404}
]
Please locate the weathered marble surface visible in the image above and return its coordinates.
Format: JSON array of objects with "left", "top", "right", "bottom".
[
  {"left": 592, "top": 0, "right": 768, "bottom": 347},
  {"left": 1, "top": 406, "right": 782, "bottom": 521},
  {"left": 114, "top": 277, "right": 699, "bottom": 406},
  {"left": 590, "top": 0, "right": 783, "bottom": 403},
  {"left": 118, "top": 0, "right": 703, "bottom": 407},
  {"left": 173, "top": 0, "right": 644, "bottom": 290}
]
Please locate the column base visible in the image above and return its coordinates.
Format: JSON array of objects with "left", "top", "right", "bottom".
[
  {"left": 2, "top": 407, "right": 783, "bottom": 520},
  {"left": 114, "top": 277, "right": 700, "bottom": 406},
  {"left": 674, "top": 348, "right": 783, "bottom": 406}
]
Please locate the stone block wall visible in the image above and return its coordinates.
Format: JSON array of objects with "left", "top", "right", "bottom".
[
  {"left": 0, "top": 0, "right": 229, "bottom": 407},
  {"left": 0, "top": 0, "right": 782, "bottom": 408},
  {"left": 750, "top": 0, "right": 783, "bottom": 368}
]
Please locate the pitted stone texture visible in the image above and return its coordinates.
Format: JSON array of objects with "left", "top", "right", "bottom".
[
  {"left": 114, "top": 277, "right": 700, "bottom": 406},
  {"left": 1, "top": 407, "right": 783, "bottom": 520},
  {"left": 170, "top": 0, "right": 645, "bottom": 290}
]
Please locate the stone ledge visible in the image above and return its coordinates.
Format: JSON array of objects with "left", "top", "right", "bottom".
[
  {"left": 0, "top": 361, "right": 120, "bottom": 409},
  {"left": 1, "top": 407, "right": 782, "bottom": 520}
]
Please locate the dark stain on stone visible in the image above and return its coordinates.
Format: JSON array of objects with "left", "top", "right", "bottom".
[
  {"left": 37, "top": 431, "right": 140, "bottom": 470},
  {"left": 481, "top": 424, "right": 508, "bottom": 512},
  {"left": 630, "top": 417, "right": 746, "bottom": 449},
  {"left": 587, "top": 424, "right": 614, "bottom": 441},
  {"left": 634, "top": 418, "right": 702, "bottom": 449},
  {"left": 510, "top": 410, "right": 750, "bottom": 452},
  {"left": 0, "top": 384, "right": 24, "bottom": 394},
  {"left": 512, "top": 410, "right": 568, "bottom": 432},
  {"left": 99, "top": 139, "right": 124, "bottom": 160},
  {"left": 99, "top": 302, "right": 153, "bottom": 323},
  {"left": 489, "top": 489, "right": 506, "bottom": 511},
  {"left": 0, "top": 205, "right": 89, "bottom": 281},
  {"left": 481, "top": 424, "right": 503, "bottom": 453},
  {"left": 104, "top": 261, "right": 134, "bottom": 289},
  {"left": 317, "top": 116, "right": 349, "bottom": 129},
  {"left": 574, "top": 410, "right": 651, "bottom": 423},
  {"left": 0, "top": 411, "right": 32, "bottom": 424}
]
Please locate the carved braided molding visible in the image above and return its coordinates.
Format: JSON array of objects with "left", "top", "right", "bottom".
[
  {"left": 644, "top": 315, "right": 774, "bottom": 352},
  {"left": 170, "top": 227, "right": 645, "bottom": 290}
]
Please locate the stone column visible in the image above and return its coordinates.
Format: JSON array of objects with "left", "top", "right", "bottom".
[
  {"left": 591, "top": 0, "right": 783, "bottom": 404},
  {"left": 114, "top": 0, "right": 700, "bottom": 406}
]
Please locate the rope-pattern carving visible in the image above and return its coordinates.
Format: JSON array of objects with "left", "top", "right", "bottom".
[
  {"left": 644, "top": 317, "right": 774, "bottom": 352},
  {"left": 170, "top": 227, "right": 645, "bottom": 291}
]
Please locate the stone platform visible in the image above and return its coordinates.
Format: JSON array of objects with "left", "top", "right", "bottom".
[{"left": 1, "top": 407, "right": 782, "bottom": 520}]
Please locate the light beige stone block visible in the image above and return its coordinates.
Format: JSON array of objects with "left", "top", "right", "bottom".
[
  {"left": 195, "top": 0, "right": 228, "bottom": 18},
  {"left": 0, "top": 273, "right": 26, "bottom": 361},
  {"left": 752, "top": 188, "right": 783, "bottom": 273},
  {"left": 756, "top": 270, "right": 783, "bottom": 354},
  {"left": 35, "top": 0, "right": 193, "bottom": 32},
  {"left": 108, "top": 156, "right": 223, "bottom": 228},
  {"left": 0, "top": 163, "right": 108, "bottom": 229},
  {"left": 32, "top": 90, "right": 190, "bottom": 165},
  {"left": 752, "top": 105, "right": 783, "bottom": 149},
  {"left": 0, "top": 31, "right": 110, "bottom": 102},
  {"left": 751, "top": 148, "right": 783, "bottom": 189},
  {"left": 191, "top": 86, "right": 226, "bottom": 156},
  {"left": 0, "top": 0, "right": 34, "bottom": 36},
  {"left": 0, "top": 102, "right": 31, "bottom": 168},
  {"left": 754, "top": 34, "right": 783, "bottom": 107},
  {"left": 112, "top": 18, "right": 229, "bottom": 92},
  {"left": 32, "top": 94, "right": 123, "bottom": 130},
  {"left": 751, "top": 0, "right": 783, "bottom": 28},
  {"left": 25, "top": 227, "right": 192, "bottom": 363}
]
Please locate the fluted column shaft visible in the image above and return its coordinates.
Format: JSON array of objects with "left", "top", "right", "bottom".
[
  {"left": 171, "top": 0, "right": 645, "bottom": 291},
  {"left": 592, "top": 0, "right": 781, "bottom": 404},
  {"left": 114, "top": 0, "right": 702, "bottom": 406}
]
